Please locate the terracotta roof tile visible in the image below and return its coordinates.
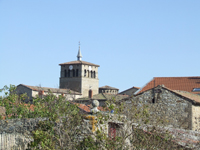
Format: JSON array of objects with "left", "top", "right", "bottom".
[
  {"left": 59, "top": 60, "right": 100, "bottom": 67},
  {"left": 138, "top": 77, "right": 200, "bottom": 94},
  {"left": 73, "top": 103, "right": 109, "bottom": 113}
]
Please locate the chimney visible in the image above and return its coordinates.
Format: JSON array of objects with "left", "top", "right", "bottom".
[
  {"left": 39, "top": 90, "right": 44, "bottom": 95},
  {"left": 89, "top": 89, "right": 93, "bottom": 98}
]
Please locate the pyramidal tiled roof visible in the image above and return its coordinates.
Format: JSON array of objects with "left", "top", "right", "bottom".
[
  {"left": 59, "top": 60, "right": 99, "bottom": 67},
  {"left": 137, "top": 77, "right": 200, "bottom": 94}
]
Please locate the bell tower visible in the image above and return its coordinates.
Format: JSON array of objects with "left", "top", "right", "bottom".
[{"left": 59, "top": 43, "right": 100, "bottom": 97}]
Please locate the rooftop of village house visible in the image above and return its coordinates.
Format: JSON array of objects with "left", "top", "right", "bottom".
[{"left": 137, "top": 76, "right": 200, "bottom": 95}]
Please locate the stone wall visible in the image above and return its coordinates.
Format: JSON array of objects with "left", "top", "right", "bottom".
[
  {"left": 125, "top": 86, "right": 193, "bottom": 130},
  {"left": 0, "top": 114, "right": 124, "bottom": 149},
  {"left": 81, "top": 77, "right": 99, "bottom": 97},
  {"left": 192, "top": 105, "right": 200, "bottom": 131},
  {"left": 0, "top": 118, "right": 46, "bottom": 149}
]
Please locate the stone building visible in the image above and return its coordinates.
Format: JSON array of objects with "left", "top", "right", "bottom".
[
  {"left": 16, "top": 84, "right": 82, "bottom": 103},
  {"left": 59, "top": 45, "right": 100, "bottom": 97},
  {"left": 122, "top": 85, "right": 200, "bottom": 131},
  {"left": 99, "top": 85, "right": 119, "bottom": 94}
]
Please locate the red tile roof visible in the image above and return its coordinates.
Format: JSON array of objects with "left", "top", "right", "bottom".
[
  {"left": 138, "top": 77, "right": 200, "bottom": 94},
  {"left": 59, "top": 60, "right": 100, "bottom": 67},
  {"left": 73, "top": 102, "right": 109, "bottom": 113}
]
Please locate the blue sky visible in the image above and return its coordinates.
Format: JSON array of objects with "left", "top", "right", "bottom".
[{"left": 0, "top": 0, "right": 200, "bottom": 93}]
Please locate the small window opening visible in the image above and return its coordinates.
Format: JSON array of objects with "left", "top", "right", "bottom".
[
  {"left": 73, "top": 69, "right": 75, "bottom": 77},
  {"left": 64, "top": 70, "right": 67, "bottom": 77},
  {"left": 91, "top": 71, "right": 93, "bottom": 78},
  {"left": 152, "top": 98, "right": 155, "bottom": 103},
  {"left": 193, "top": 88, "right": 200, "bottom": 92},
  {"left": 94, "top": 71, "right": 96, "bottom": 78},
  {"left": 76, "top": 69, "right": 78, "bottom": 77},
  {"left": 68, "top": 70, "right": 70, "bottom": 77},
  {"left": 84, "top": 69, "right": 86, "bottom": 77}
]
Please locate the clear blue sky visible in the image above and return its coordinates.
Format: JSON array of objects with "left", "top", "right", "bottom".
[{"left": 0, "top": 0, "right": 200, "bottom": 93}]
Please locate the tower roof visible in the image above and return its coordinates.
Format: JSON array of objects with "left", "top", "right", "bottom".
[{"left": 59, "top": 60, "right": 100, "bottom": 67}]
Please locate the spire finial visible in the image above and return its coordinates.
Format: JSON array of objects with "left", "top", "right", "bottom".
[{"left": 77, "top": 41, "right": 82, "bottom": 61}]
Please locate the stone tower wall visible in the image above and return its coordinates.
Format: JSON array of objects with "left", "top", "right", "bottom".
[{"left": 59, "top": 63, "right": 99, "bottom": 97}]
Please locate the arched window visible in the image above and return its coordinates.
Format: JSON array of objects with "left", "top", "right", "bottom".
[
  {"left": 64, "top": 70, "right": 67, "bottom": 77},
  {"left": 94, "top": 71, "right": 96, "bottom": 78},
  {"left": 84, "top": 69, "right": 86, "bottom": 77},
  {"left": 76, "top": 69, "right": 79, "bottom": 77},
  {"left": 91, "top": 71, "right": 93, "bottom": 78},
  {"left": 73, "top": 69, "right": 75, "bottom": 77},
  {"left": 87, "top": 70, "right": 89, "bottom": 77},
  {"left": 68, "top": 70, "right": 70, "bottom": 77}
]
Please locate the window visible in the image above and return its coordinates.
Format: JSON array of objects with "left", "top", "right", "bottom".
[
  {"left": 76, "top": 69, "right": 79, "bottom": 77},
  {"left": 64, "top": 70, "right": 67, "bottom": 77},
  {"left": 94, "top": 71, "right": 96, "bottom": 78},
  {"left": 73, "top": 69, "right": 75, "bottom": 77},
  {"left": 84, "top": 69, "right": 86, "bottom": 77},
  {"left": 68, "top": 70, "right": 70, "bottom": 77},
  {"left": 193, "top": 88, "right": 200, "bottom": 92},
  {"left": 91, "top": 71, "right": 93, "bottom": 78},
  {"left": 152, "top": 98, "right": 155, "bottom": 103},
  {"left": 87, "top": 70, "right": 89, "bottom": 77}
]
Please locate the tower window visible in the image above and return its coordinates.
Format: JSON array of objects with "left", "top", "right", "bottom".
[
  {"left": 68, "top": 70, "right": 70, "bottom": 77},
  {"left": 94, "top": 71, "right": 96, "bottom": 78},
  {"left": 64, "top": 70, "right": 67, "bottom": 77},
  {"left": 73, "top": 69, "right": 75, "bottom": 77},
  {"left": 87, "top": 70, "right": 89, "bottom": 77},
  {"left": 84, "top": 69, "right": 86, "bottom": 77},
  {"left": 91, "top": 71, "right": 93, "bottom": 78},
  {"left": 76, "top": 69, "right": 79, "bottom": 77}
]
